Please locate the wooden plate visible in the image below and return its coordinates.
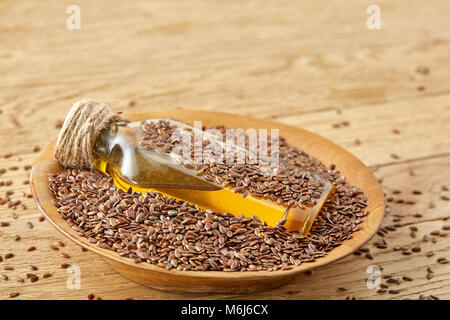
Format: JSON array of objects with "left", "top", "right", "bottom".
[{"left": 30, "top": 110, "right": 384, "bottom": 294}]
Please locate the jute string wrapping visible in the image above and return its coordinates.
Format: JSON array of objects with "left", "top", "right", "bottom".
[{"left": 54, "top": 99, "right": 118, "bottom": 169}]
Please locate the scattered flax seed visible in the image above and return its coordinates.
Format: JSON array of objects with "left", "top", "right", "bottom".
[
  {"left": 55, "top": 119, "right": 64, "bottom": 129},
  {"left": 5, "top": 253, "right": 14, "bottom": 259},
  {"left": 426, "top": 250, "right": 434, "bottom": 257},
  {"left": 354, "top": 139, "right": 361, "bottom": 146},
  {"left": 430, "top": 230, "right": 440, "bottom": 236},
  {"left": 392, "top": 129, "right": 401, "bottom": 134},
  {"left": 56, "top": 240, "right": 65, "bottom": 247},
  {"left": 27, "top": 246, "right": 36, "bottom": 252},
  {"left": 0, "top": 273, "right": 8, "bottom": 280},
  {"left": 386, "top": 278, "right": 399, "bottom": 284},
  {"left": 385, "top": 226, "right": 397, "bottom": 232},
  {"left": 337, "top": 287, "right": 348, "bottom": 292},
  {"left": 33, "top": 145, "right": 41, "bottom": 152},
  {"left": 26, "top": 221, "right": 33, "bottom": 229},
  {"left": 27, "top": 265, "right": 38, "bottom": 271},
  {"left": 42, "top": 273, "right": 52, "bottom": 279},
  {"left": 0, "top": 222, "right": 10, "bottom": 227},
  {"left": 61, "top": 263, "right": 71, "bottom": 269},
  {"left": 87, "top": 294, "right": 96, "bottom": 300},
  {"left": 428, "top": 201, "right": 436, "bottom": 209},
  {"left": 422, "top": 234, "right": 430, "bottom": 242},
  {"left": 4, "top": 266, "right": 14, "bottom": 270},
  {"left": 16, "top": 277, "right": 24, "bottom": 283},
  {"left": 377, "top": 288, "right": 387, "bottom": 294},
  {"left": 409, "top": 226, "right": 418, "bottom": 232},
  {"left": 388, "top": 289, "right": 400, "bottom": 294},
  {"left": 375, "top": 243, "right": 388, "bottom": 249},
  {"left": 411, "top": 246, "right": 421, "bottom": 253},
  {"left": 9, "top": 292, "right": 20, "bottom": 298},
  {"left": 60, "top": 252, "right": 71, "bottom": 259},
  {"left": 38, "top": 216, "right": 45, "bottom": 222},
  {"left": 390, "top": 153, "right": 400, "bottom": 160},
  {"left": 441, "top": 195, "right": 449, "bottom": 201},
  {"left": 365, "top": 253, "right": 373, "bottom": 260},
  {"left": 11, "top": 117, "right": 21, "bottom": 127},
  {"left": 14, "top": 235, "right": 20, "bottom": 241},
  {"left": 437, "top": 258, "right": 448, "bottom": 264},
  {"left": 416, "top": 66, "right": 430, "bottom": 75},
  {"left": 49, "top": 245, "right": 59, "bottom": 251},
  {"left": 442, "top": 225, "right": 450, "bottom": 231},
  {"left": 29, "top": 275, "right": 39, "bottom": 283}
]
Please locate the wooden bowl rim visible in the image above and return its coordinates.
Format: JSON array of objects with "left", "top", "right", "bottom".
[{"left": 30, "top": 109, "right": 385, "bottom": 281}]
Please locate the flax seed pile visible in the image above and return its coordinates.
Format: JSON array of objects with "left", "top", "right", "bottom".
[{"left": 47, "top": 124, "right": 368, "bottom": 272}]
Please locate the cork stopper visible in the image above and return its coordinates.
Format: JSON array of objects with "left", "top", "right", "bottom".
[{"left": 54, "top": 99, "right": 117, "bottom": 169}]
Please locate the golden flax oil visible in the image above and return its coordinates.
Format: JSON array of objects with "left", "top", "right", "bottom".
[{"left": 92, "top": 119, "right": 334, "bottom": 235}]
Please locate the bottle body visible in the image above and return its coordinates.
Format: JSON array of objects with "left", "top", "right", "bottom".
[{"left": 93, "top": 119, "right": 334, "bottom": 235}]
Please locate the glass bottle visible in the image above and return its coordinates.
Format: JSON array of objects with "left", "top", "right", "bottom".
[{"left": 92, "top": 119, "right": 334, "bottom": 235}]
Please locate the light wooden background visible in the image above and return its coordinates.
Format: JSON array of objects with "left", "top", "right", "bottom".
[{"left": 0, "top": 0, "right": 449, "bottom": 300}]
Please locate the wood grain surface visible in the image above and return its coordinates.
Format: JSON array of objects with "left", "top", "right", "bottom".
[{"left": 0, "top": 0, "right": 449, "bottom": 300}]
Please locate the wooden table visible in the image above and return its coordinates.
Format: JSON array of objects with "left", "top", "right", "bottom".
[{"left": 0, "top": 0, "right": 449, "bottom": 300}]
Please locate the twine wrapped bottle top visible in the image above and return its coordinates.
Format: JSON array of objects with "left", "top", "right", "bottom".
[{"left": 54, "top": 99, "right": 118, "bottom": 169}]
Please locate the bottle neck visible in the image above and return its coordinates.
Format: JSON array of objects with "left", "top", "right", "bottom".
[{"left": 93, "top": 127, "right": 115, "bottom": 160}]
